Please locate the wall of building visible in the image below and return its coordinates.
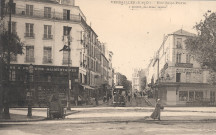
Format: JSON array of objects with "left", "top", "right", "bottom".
[{"left": 2, "top": 0, "right": 114, "bottom": 105}]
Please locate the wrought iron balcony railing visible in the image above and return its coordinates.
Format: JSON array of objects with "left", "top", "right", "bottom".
[
  {"left": 25, "top": 57, "right": 35, "bottom": 63},
  {"left": 24, "top": 33, "right": 35, "bottom": 38},
  {"left": 62, "top": 59, "right": 72, "bottom": 65},
  {"left": 43, "top": 58, "right": 53, "bottom": 64},
  {"left": 43, "top": 34, "right": 53, "bottom": 39},
  {"left": 13, "top": 7, "right": 85, "bottom": 25}
]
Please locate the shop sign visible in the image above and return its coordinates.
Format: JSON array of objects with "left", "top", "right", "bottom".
[
  {"left": 175, "top": 63, "right": 193, "bottom": 68},
  {"left": 34, "top": 67, "right": 78, "bottom": 73},
  {"left": 176, "top": 68, "right": 202, "bottom": 74},
  {"left": 8, "top": 64, "right": 78, "bottom": 73}
]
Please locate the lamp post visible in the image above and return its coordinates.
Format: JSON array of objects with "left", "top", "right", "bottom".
[
  {"left": 67, "top": 33, "right": 71, "bottom": 110},
  {"left": 27, "top": 64, "right": 33, "bottom": 117}
]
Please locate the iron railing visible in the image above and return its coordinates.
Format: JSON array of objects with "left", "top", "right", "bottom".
[
  {"left": 25, "top": 57, "right": 35, "bottom": 63},
  {"left": 43, "top": 34, "right": 53, "bottom": 39},
  {"left": 14, "top": 7, "right": 85, "bottom": 24},
  {"left": 43, "top": 58, "right": 53, "bottom": 64},
  {"left": 62, "top": 59, "right": 72, "bottom": 65},
  {"left": 24, "top": 33, "right": 35, "bottom": 38}
]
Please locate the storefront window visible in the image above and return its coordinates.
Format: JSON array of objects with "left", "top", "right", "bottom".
[
  {"left": 189, "top": 91, "right": 194, "bottom": 101},
  {"left": 179, "top": 91, "right": 188, "bottom": 101},
  {"left": 9, "top": 70, "right": 16, "bottom": 81},
  {"left": 210, "top": 91, "right": 215, "bottom": 102},
  {"left": 195, "top": 91, "right": 203, "bottom": 101}
]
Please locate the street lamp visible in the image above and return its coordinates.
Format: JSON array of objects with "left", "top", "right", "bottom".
[
  {"left": 67, "top": 34, "right": 71, "bottom": 110},
  {"left": 27, "top": 64, "right": 33, "bottom": 117}
]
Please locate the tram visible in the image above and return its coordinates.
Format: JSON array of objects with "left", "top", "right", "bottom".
[{"left": 112, "top": 86, "right": 126, "bottom": 107}]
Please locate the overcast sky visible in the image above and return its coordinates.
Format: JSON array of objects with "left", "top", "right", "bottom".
[{"left": 76, "top": 0, "right": 216, "bottom": 80}]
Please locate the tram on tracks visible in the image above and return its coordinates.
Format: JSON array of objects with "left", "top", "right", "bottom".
[{"left": 112, "top": 86, "right": 126, "bottom": 107}]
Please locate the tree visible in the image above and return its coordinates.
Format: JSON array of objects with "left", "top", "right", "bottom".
[
  {"left": 118, "top": 74, "right": 132, "bottom": 93},
  {"left": 185, "top": 12, "right": 216, "bottom": 73},
  {"left": 0, "top": 31, "right": 24, "bottom": 119}
]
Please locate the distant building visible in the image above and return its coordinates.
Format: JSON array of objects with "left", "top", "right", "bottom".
[
  {"left": 132, "top": 68, "right": 146, "bottom": 93},
  {"left": 146, "top": 29, "right": 216, "bottom": 106}
]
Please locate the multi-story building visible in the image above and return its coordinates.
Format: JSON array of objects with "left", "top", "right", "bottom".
[
  {"left": 146, "top": 29, "right": 216, "bottom": 106},
  {"left": 132, "top": 68, "right": 146, "bottom": 93},
  {"left": 108, "top": 51, "right": 114, "bottom": 88},
  {"left": 2, "top": 0, "right": 113, "bottom": 106},
  {"left": 132, "top": 69, "right": 140, "bottom": 92}
]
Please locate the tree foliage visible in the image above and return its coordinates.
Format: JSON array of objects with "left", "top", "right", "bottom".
[
  {"left": 1, "top": 31, "right": 24, "bottom": 58},
  {"left": 185, "top": 12, "right": 216, "bottom": 71},
  {"left": 117, "top": 73, "right": 132, "bottom": 92},
  {"left": 0, "top": 31, "right": 24, "bottom": 119}
]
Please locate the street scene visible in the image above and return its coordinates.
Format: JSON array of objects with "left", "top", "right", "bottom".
[{"left": 1, "top": 0, "right": 216, "bottom": 135}]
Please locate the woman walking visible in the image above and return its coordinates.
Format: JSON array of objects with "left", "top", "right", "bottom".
[
  {"left": 144, "top": 99, "right": 163, "bottom": 120},
  {"left": 150, "top": 99, "right": 163, "bottom": 120}
]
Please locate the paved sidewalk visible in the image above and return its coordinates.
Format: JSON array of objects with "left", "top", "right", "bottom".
[
  {"left": 0, "top": 108, "right": 79, "bottom": 122},
  {"left": 0, "top": 107, "right": 215, "bottom": 122}
]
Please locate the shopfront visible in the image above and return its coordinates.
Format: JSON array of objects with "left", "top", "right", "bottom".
[
  {"left": 157, "top": 82, "right": 216, "bottom": 106},
  {"left": 5, "top": 64, "right": 79, "bottom": 107}
]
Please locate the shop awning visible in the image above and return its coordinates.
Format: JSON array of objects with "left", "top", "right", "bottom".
[{"left": 81, "top": 85, "right": 94, "bottom": 90}]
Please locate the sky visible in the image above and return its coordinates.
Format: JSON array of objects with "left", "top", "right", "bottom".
[{"left": 75, "top": 0, "right": 216, "bottom": 80}]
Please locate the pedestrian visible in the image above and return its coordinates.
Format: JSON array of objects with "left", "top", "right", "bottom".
[
  {"left": 150, "top": 99, "right": 163, "bottom": 120},
  {"left": 128, "top": 94, "right": 131, "bottom": 102},
  {"left": 107, "top": 94, "right": 110, "bottom": 102},
  {"left": 103, "top": 96, "right": 106, "bottom": 103},
  {"left": 134, "top": 93, "right": 137, "bottom": 99}
]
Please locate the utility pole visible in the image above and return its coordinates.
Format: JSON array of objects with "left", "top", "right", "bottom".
[
  {"left": 60, "top": 26, "right": 72, "bottom": 110},
  {"left": 156, "top": 52, "right": 159, "bottom": 100},
  {"left": 67, "top": 28, "right": 71, "bottom": 110}
]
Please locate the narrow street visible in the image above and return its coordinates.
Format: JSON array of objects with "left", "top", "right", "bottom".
[{"left": 1, "top": 107, "right": 216, "bottom": 135}]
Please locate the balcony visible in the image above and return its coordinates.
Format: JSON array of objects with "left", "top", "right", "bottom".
[
  {"left": 24, "top": 33, "right": 35, "bottom": 38},
  {"left": 14, "top": 8, "right": 86, "bottom": 26},
  {"left": 25, "top": 57, "right": 35, "bottom": 63},
  {"left": 43, "top": 34, "right": 53, "bottom": 40},
  {"left": 62, "top": 35, "right": 72, "bottom": 42},
  {"left": 43, "top": 58, "right": 52, "bottom": 64},
  {"left": 175, "top": 63, "right": 193, "bottom": 68}
]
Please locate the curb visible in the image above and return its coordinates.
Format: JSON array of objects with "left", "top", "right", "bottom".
[
  {"left": 0, "top": 117, "right": 47, "bottom": 123},
  {"left": 65, "top": 110, "right": 80, "bottom": 116},
  {"left": 0, "top": 111, "right": 80, "bottom": 122}
]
